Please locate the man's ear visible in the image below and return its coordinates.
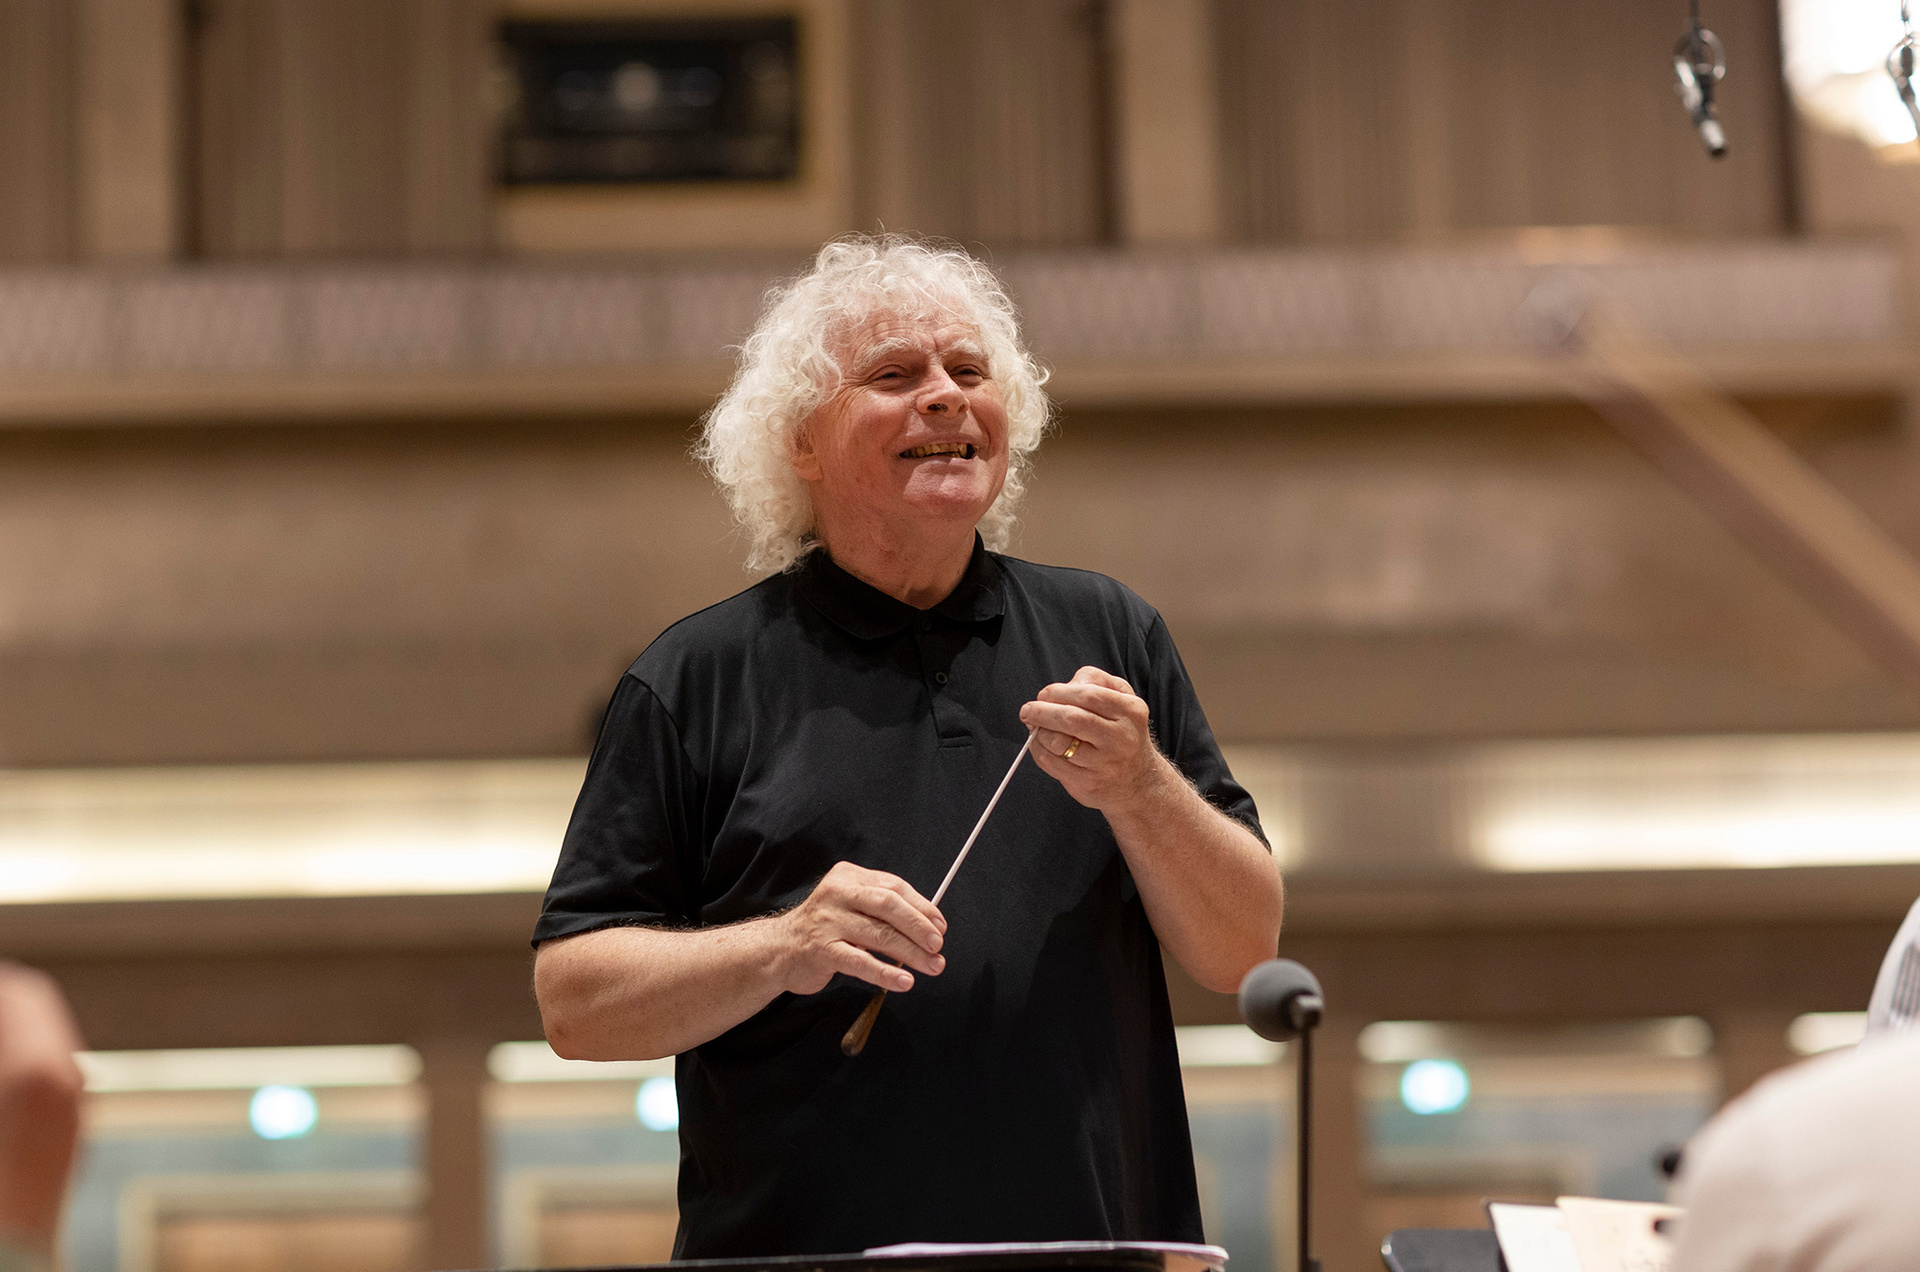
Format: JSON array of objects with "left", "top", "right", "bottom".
[{"left": 789, "top": 417, "right": 824, "bottom": 482}]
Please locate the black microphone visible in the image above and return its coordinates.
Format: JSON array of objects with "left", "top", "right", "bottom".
[
  {"left": 1239, "top": 959, "right": 1324, "bottom": 1272},
  {"left": 1238, "top": 958, "right": 1323, "bottom": 1042}
]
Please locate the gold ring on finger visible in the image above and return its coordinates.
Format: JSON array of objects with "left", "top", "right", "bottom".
[{"left": 1062, "top": 738, "right": 1081, "bottom": 760}]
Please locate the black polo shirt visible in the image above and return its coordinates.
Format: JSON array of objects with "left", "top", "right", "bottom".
[{"left": 535, "top": 538, "right": 1265, "bottom": 1258}]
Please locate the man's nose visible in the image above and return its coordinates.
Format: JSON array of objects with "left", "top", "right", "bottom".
[{"left": 917, "top": 370, "right": 967, "bottom": 415}]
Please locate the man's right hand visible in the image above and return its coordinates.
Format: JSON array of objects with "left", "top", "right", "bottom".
[
  {"left": 775, "top": 862, "right": 946, "bottom": 995},
  {"left": 535, "top": 861, "right": 948, "bottom": 1060}
]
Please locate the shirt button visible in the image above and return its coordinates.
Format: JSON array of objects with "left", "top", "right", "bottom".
[
  {"left": 919, "top": 617, "right": 933, "bottom": 632},
  {"left": 934, "top": 672, "right": 949, "bottom": 685}
]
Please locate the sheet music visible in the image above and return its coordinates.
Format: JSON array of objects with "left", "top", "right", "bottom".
[
  {"left": 1487, "top": 1201, "right": 1584, "bottom": 1272},
  {"left": 1556, "top": 1196, "right": 1679, "bottom": 1272}
]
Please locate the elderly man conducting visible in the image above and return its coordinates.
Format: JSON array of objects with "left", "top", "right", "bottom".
[{"left": 533, "top": 237, "right": 1283, "bottom": 1258}]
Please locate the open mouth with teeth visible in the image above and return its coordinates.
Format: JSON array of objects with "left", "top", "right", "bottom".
[{"left": 898, "top": 442, "right": 978, "bottom": 460}]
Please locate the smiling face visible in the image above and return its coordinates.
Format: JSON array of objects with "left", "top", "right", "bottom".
[{"left": 791, "top": 311, "right": 1010, "bottom": 558}]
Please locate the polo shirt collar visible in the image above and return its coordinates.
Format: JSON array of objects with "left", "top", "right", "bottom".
[{"left": 798, "top": 535, "right": 1005, "bottom": 639}]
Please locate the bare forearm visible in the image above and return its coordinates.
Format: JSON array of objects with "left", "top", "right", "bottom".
[
  {"left": 534, "top": 862, "right": 949, "bottom": 1061},
  {"left": 535, "top": 921, "right": 790, "bottom": 1061},
  {"left": 1102, "top": 755, "right": 1283, "bottom": 993},
  {"left": 1019, "top": 668, "right": 1284, "bottom": 992}
]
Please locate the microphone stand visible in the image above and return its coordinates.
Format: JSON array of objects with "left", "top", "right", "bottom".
[
  {"left": 1239, "top": 959, "right": 1325, "bottom": 1272},
  {"left": 1290, "top": 991, "right": 1324, "bottom": 1272}
]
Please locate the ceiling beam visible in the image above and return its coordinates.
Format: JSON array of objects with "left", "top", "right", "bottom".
[{"left": 1560, "top": 301, "right": 1920, "bottom": 698}]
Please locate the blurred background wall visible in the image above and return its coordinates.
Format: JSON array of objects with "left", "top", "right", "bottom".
[{"left": 5, "top": 1, "right": 1920, "bottom": 1270}]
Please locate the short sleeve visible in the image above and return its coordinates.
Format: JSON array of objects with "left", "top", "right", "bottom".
[
  {"left": 533, "top": 673, "right": 703, "bottom": 945},
  {"left": 1141, "top": 611, "right": 1268, "bottom": 849}
]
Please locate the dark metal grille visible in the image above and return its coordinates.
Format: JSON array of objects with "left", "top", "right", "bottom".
[{"left": 496, "top": 18, "right": 800, "bottom": 185}]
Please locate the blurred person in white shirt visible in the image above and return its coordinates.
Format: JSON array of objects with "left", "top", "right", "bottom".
[
  {"left": 1671, "top": 1028, "right": 1920, "bottom": 1272},
  {"left": 1866, "top": 895, "right": 1920, "bottom": 1035}
]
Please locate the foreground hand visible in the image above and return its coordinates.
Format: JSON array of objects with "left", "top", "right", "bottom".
[
  {"left": 0, "top": 963, "right": 86, "bottom": 1255},
  {"left": 1020, "top": 666, "right": 1170, "bottom": 814},
  {"left": 776, "top": 862, "right": 946, "bottom": 996}
]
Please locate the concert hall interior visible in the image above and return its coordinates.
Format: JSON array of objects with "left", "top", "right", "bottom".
[{"left": 6, "top": 1, "right": 1920, "bottom": 1271}]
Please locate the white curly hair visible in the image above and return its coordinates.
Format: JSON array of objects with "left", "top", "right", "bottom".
[{"left": 697, "top": 234, "right": 1051, "bottom": 573}]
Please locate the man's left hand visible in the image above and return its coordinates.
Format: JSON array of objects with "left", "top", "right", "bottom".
[{"left": 1020, "top": 666, "right": 1172, "bottom": 815}]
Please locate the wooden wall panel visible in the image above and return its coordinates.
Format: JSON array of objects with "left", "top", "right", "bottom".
[
  {"left": 192, "top": 0, "right": 285, "bottom": 256},
  {"left": 0, "top": 0, "right": 1807, "bottom": 263},
  {"left": 1215, "top": 0, "right": 1790, "bottom": 242},
  {"left": 1213, "top": 0, "right": 1413, "bottom": 243},
  {"left": 855, "top": 0, "right": 1109, "bottom": 246},
  {"left": 193, "top": 0, "right": 489, "bottom": 257},
  {"left": 0, "top": 0, "right": 78, "bottom": 262},
  {"left": 276, "top": 0, "right": 411, "bottom": 254},
  {"left": 77, "top": 0, "right": 182, "bottom": 260},
  {"left": 156, "top": 1214, "right": 424, "bottom": 1272},
  {"left": 402, "top": 0, "right": 491, "bottom": 252}
]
